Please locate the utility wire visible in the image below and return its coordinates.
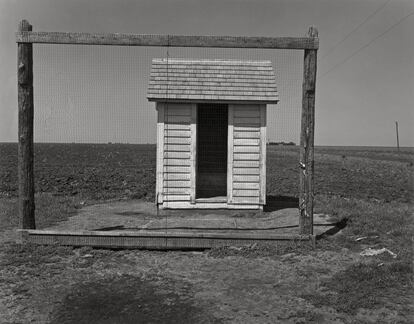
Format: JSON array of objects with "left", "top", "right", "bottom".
[
  {"left": 320, "top": 0, "right": 392, "bottom": 60},
  {"left": 318, "top": 11, "right": 414, "bottom": 80}
]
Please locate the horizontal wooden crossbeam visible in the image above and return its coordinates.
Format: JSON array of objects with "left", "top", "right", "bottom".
[
  {"left": 16, "top": 31, "right": 319, "bottom": 49},
  {"left": 19, "top": 229, "right": 315, "bottom": 249}
]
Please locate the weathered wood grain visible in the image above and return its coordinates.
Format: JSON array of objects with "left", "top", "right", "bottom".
[
  {"left": 299, "top": 27, "right": 318, "bottom": 235},
  {"left": 18, "top": 20, "right": 35, "bottom": 229},
  {"left": 16, "top": 32, "right": 319, "bottom": 49}
]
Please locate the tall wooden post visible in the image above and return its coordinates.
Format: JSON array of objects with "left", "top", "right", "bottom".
[
  {"left": 18, "top": 20, "right": 35, "bottom": 229},
  {"left": 395, "top": 121, "right": 400, "bottom": 151},
  {"left": 299, "top": 26, "right": 318, "bottom": 235}
]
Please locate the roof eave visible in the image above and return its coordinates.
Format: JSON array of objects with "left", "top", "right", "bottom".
[{"left": 147, "top": 97, "right": 279, "bottom": 105}]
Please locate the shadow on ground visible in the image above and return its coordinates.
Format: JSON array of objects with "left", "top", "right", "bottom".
[
  {"left": 264, "top": 195, "right": 298, "bottom": 212},
  {"left": 49, "top": 274, "right": 222, "bottom": 324}
]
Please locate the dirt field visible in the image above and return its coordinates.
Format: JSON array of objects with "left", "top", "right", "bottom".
[{"left": 0, "top": 143, "right": 413, "bottom": 323}]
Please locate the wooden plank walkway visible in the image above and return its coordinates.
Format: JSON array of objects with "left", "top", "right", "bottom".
[{"left": 19, "top": 200, "right": 335, "bottom": 249}]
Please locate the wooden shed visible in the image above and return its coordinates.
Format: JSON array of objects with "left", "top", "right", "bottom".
[{"left": 147, "top": 59, "right": 279, "bottom": 209}]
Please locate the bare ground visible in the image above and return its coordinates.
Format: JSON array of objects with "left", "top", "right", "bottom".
[{"left": 0, "top": 144, "right": 413, "bottom": 323}]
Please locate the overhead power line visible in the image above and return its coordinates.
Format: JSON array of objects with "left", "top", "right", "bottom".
[
  {"left": 320, "top": 0, "right": 392, "bottom": 60},
  {"left": 318, "top": 11, "right": 414, "bottom": 80}
]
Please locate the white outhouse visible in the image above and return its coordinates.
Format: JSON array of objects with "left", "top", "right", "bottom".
[{"left": 147, "top": 59, "right": 279, "bottom": 209}]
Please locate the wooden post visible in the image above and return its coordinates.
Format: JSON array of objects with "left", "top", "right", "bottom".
[
  {"left": 395, "top": 121, "right": 400, "bottom": 151},
  {"left": 18, "top": 20, "right": 35, "bottom": 229},
  {"left": 299, "top": 26, "right": 318, "bottom": 235}
]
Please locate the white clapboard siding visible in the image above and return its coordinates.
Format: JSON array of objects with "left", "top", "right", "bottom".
[
  {"left": 162, "top": 103, "right": 194, "bottom": 203},
  {"left": 233, "top": 167, "right": 260, "bottom": 175},
  {"left": 234, "top": 138, "right": 260, "bottom": 146},
  {"left": 230, "top": 104, "right": 263, "bottom": 204},
  {"left": 234, "top": 131, "right": 260, "bottom": 139},
  {"left": 233, "top": 153, "right": 260, "bottom": 161},
  {"left": 233, "top": 190, "right": 260, "bottom": 197},
  {"left": 163, "top": 159, "right": 191, "bottom": 166},
  {"left": 164, "top": 151, "right": 191, "bottom": 159},
  {"left": 164, "top": 137, "right": 191, "bottom": 145},
  {"left": 232, "top": 196, "right": 260, "bottom": 204},
  {"left": 234, "top": 126, "right": 261, "bottom": 132},
  {"left": 259, "top": 104, "right": 266, "bottom": 205},
  {"left": 156, "top": 103, "right": 165, "bottom": 203},
  {"left": 163, "top": 166, "right": 191, "bottom": 173},
  {"left": 164, "top": 144, "right": 191, "bottom": 152},
  {"left": 233, "top": 175, "right": 260, "bottom": 182},
  {"left": 233, "top": 146, "right": 260, "bottom": 153},
  {"left": 163, "top": 194, "right": 191, "bottom": 202},
  {"left": 233, "top": 160, "right": 260, "bottom": 168},
  {"left": 233, "top": 182, "right": 260, "bottom": 190},
  {"left": 164, "top": 173, "right": 191, "bottom": 181},
  {"left": 164, "top": 180, "right": 191, "bottom": 187},
  {"left": 164, "top": 124, "right": 191, "bottom": 131},
  {"left": 165, "top": 130, "right": 191, "bottom": 138},
  {"left": 163, "top": 187, "right": 192, "bottom": 195}
]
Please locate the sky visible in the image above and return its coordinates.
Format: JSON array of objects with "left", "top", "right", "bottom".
[{"left": 0, "top": 0, "right": 413, "bottom": 146}]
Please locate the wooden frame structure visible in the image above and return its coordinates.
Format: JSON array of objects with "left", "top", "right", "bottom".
[{"left": 16, "top": 19, "right": 318, "bottom": 246}]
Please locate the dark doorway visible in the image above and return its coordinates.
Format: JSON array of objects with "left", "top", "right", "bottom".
[{"left": 196, "top": 104, "right": 228, "bottom": 198}]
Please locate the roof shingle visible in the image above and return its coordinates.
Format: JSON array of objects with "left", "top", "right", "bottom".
[{"left": 147, "top": 59, "right": 279, "bottom": 103}]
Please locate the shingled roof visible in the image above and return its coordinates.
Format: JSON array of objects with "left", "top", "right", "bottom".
[{"left": 147, "top": 59, "right": 279, "bottom": 103}]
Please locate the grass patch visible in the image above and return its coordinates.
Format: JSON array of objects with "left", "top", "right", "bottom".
[
  {"left": 0, "top": 242, "right": 73, "bottom": 267},
  {"left": 315, "top": 195, "right": 413, "bottom": 258},
  {"left": 0, "top": 193, "right": 83, "bottom": 231},
  {"left": 302, "top": 260, "right": 413, "bottom": 314},
  {"left": 311, "top": 195, "right": 413, "bottom": 315},
  {"left": 208, "top": 240, "right": 314, "bottom": 258}
]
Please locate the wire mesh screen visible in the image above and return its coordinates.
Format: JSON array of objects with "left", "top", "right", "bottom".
[
  {"left": 34, "top": 46, "right": 302, "bottom": 145},
  {"left": 31, "top": 44, "right": 303, "bottom": 210}
]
